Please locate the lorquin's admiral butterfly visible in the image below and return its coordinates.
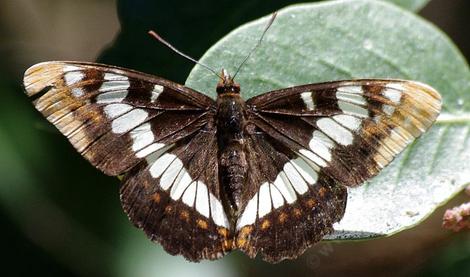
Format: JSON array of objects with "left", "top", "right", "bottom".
[{"left": 23, "top": 13, "right": 441, "bottom": 263}]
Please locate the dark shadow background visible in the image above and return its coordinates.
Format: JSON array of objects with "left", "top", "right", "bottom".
[{"left": 0, "top": 0, "right": 469, "bottom": 276}]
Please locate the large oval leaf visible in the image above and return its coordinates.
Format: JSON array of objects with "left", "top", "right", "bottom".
[
  {"left": 380, "top": 0, "right": 430, "bottom": 11},
  {"left": 186, "top": 0, "right": 470, "bottom": 239}
]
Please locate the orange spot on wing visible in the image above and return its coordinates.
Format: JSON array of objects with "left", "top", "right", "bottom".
[
  {"left": 197, "top": 219, "right": 208, "bottom": 229},
  {"left": 179, "top": 210, "right": 190, "bottom": 222},
  {"left": 217, "top": 227, "right": 233, "bottom": 250},
  {"left": 278, "top": 212, "right": 288, "bottom": 223},
  {"left": 236, "top": 226, "right": 253, "bottom": 248},
  {"left": 164, "top": 205, "right": 173, "bottom": 214},
  {"left": 218, "top": 227, "right": 229, "bottom": 238},
  {"left": 293, "top": 208, "right": 302, "bottom": 218},
  {"left": 306, "top": 198, "right": 317, "bottom": 208},
  {"left": 261, "top": 219, "right": 271, "bottom": 230},
  {"left": 152, "top": 192, "right": 161, "bottom": 203},
  {"left": 224, "top": 239, "right": 233, "bottom": 251}
]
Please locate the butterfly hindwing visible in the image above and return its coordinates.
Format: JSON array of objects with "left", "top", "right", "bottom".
[
  {"left": 235, "top": 132, "right": 347, "bottom": 262},
  {"left": 23, "top": 61, "right": 214, "bottom": 175},
  {"left": 120, "top": 126, "right": 233, "bottom": 261}
]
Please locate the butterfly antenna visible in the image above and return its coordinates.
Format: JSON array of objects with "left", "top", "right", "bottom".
[
  {"left": 148, "top": 30, "right": 222, "bottom": 80},
  {"left": 232, "top": 12, "right": 278, "bottom": 80}
]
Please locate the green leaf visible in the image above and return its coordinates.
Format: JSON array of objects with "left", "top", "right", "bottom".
[
  {"left": 379, "top": 0, "right": 430, "bottom": 11},
  {"left": 186, "top": 0, "right": 470, "bottom": 239}
]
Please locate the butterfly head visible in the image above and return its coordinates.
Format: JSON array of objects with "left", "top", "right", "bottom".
[{"left": 216, "top": 69, "right": 240, "bottom": 95}]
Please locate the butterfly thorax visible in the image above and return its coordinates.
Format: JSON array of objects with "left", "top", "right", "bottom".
[{"left": 216, "top": 70, "right": 247, "bottom": 214}]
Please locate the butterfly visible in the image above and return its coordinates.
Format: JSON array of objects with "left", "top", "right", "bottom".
[
  {"left": 22, "top": 14, "right": 441, "bottom": 263},
  {"left": 23, "top": 61, "right": 441, "bottom": 262}
]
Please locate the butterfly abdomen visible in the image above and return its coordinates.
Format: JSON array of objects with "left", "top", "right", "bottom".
[{"left": 216, "top": 93, "right": 248, "bottom": 212}]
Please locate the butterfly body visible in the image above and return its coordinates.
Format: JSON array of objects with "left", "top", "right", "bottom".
[
  {"left": 23, "top": 61, "right": 441, "bottom": 263},
  {"left": 216, "top": 69, "right": 249, "bottom": 212}
]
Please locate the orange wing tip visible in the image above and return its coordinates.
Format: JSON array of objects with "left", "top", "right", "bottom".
[
  {"left": 403, "top": 81, "right": 442, "bottom": 112},
  {"left": 23, "top": 61, "right": 74, "bottom": 97},
  {"left": 405, "top": 80, "right": 442, "bottom": 101}
]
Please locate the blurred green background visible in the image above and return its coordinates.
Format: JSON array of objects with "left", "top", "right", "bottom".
[{"left": 1, "top": 0, "right": 469, "bottom": 276}]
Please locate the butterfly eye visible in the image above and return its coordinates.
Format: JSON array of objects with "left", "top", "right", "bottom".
[
  {"left": 233, "top": 83, "right": 241, "bottom": 93},
  {"left": 216, "top": 83, "right": 226, "bottom": 94}
]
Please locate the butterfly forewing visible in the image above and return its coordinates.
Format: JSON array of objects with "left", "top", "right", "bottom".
[
  {"left": 247, "top": 80, "right": 441, "bottom": 187},
  {"left": 23, "top": 61, "right": 214, "bottom": 175}
]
